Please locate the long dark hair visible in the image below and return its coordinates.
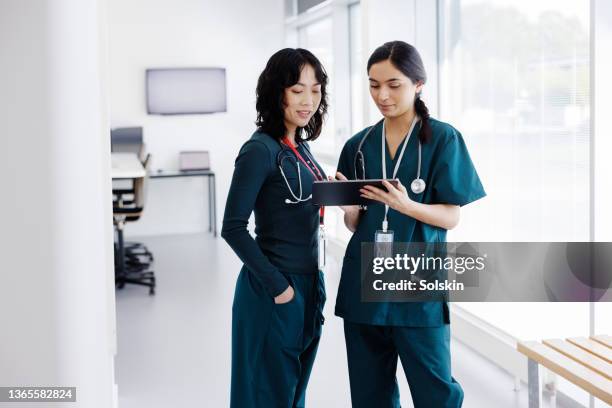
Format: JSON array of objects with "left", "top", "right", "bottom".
[
  {"left": 367, "top": 41, "right": 431, "bottom": 143},
  {"left": 255, "top": 48, "right": 328, "bottom": 143}
]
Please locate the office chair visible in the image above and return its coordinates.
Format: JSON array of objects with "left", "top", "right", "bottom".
[
  {"left": 111, "top": 127, "right": 145, "bottom": 161},
  {"left": 117, "top": 154, "right": 155, "bottom": 266},
  {"left": 125, "top": 154, "right": 154, "bottom": 269},
  {"left": 113, "top": 153, "right": 156, "bottom": 295}
]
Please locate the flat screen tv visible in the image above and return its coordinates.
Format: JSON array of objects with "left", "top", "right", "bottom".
[{"left": 146, "top": 67, "right": 227, "bottom": 115}]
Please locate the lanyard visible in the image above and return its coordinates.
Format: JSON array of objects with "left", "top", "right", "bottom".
[
  {"left": 282, "top": 136, "right": 325, "bottom": 225},
  {"left": 381, "top": 116, "right": 419, "bottom": 231}
]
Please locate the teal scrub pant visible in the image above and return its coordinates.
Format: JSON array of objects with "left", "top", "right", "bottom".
[
  {"left": 343, "top": 321, "right": 463, "bottom": 408},
  {"left": 231, "top": 268, "right": 326, "bottom": 408}
]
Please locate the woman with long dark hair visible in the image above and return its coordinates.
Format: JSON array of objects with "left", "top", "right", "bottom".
[
  {"left": 221, "top": 48, "right": 328, "bottom": 408},
  {"left": 335, "top": 41, "right": 485, "bottom": 407}
]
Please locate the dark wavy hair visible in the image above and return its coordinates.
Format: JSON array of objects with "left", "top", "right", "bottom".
[
  {"left": 367, "top": 41, "right": 432, "bottom": 144},
  {"left": 256, "top": 48, "right": 328, "bottom": 142}
]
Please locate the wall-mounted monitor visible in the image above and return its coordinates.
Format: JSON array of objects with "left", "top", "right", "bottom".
[{"left": 146, "top": 68, "right": 227, "bottom": 115}]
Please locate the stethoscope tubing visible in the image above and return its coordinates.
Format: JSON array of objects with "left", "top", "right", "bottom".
[
  {"left": 277, "top": 143, "right": 319, "bottom": 204},
  {"left": 354, "top": 119, "right": 426, "bottom": 194}
]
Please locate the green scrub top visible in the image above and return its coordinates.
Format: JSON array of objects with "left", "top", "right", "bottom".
[
  {"left": 335, "top": 117, "right": 486, "bottom": 327},
  {"left": 222, "top": 131, "right": 325, "bottom": 298}
]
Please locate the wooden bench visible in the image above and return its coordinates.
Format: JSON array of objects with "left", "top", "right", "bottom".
[{"left": 517, "top": 335, "right": 612, "bottom": 407}]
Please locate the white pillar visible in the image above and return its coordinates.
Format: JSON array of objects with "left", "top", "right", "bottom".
[{"left": 0, "top": 0, "right": 117, "bottom": 407}]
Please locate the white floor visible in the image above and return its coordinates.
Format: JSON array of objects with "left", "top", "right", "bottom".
[{"left": 115, "top": 233, "right": 568, "bottom": 408}]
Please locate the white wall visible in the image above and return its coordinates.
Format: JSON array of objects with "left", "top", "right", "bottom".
[
  {"left": 108, "top": 0, "right": 285, "bottom": 237},
  {"left": 0, "top": 0, "right": 117, "bottom": 406}
]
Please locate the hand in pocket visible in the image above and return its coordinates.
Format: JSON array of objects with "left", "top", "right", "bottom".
[{"left": 274, "top": 285, "right": 295, "bottom": 304}]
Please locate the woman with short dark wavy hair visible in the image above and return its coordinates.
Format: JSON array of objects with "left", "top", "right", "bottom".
[
  {"left": 222, "top": 48, "right": 328, "bottom": 408},
  {"left": 255, "top": 48, "right": 328, "bottom": 142}
]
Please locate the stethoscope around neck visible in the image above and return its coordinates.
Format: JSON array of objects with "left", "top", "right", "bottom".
[
  {"left": 277, "top": 142, "right": 319, "bottom": 204},
  {"left": 354, "top": 118, "right": 426, "bottom": 194}
]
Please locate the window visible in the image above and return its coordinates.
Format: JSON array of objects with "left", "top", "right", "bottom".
[
  {"left": 441, "top": 0, "right": 590, "bottom": 243},
  {"left": 440, "top": 0, "right": 593, "bottom": 404},
  {"left": 290, "top": 2, "right": 362, "bottom": 245},
  {"left": 298, "top": 17, "right": 335, "bottom": 155}
]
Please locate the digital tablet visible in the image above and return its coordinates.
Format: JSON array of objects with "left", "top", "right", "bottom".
[{"left": 312, "top": 179, "right": 400, "bottom": 206}]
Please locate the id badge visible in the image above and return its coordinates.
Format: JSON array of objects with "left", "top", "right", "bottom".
[
  {"left": 318, "top": 225, "right": 327, "bottom": 270},
  {"left": 374, "top": 229, "right": 394, "bottom": 259}
]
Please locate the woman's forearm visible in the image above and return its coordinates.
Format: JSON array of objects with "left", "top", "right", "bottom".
[{"left": 401, "top": 202, "right": 460, "bottom": 230}]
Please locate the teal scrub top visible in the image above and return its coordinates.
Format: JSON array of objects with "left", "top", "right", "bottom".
[
  {"left": 222, "top": 131, "right": 325, "bottom": 298},
  {"left": 335, "top": 117, "right": 486, "bottom": 327}
]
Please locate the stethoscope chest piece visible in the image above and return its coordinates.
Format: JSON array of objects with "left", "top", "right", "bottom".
[{"left": 410, "top": 178, "right": 426, "bottom": 194}]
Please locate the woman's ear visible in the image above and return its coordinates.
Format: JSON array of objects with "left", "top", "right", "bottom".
[{"left": 415, "top": 82, "right": 424, "bottom": 95}]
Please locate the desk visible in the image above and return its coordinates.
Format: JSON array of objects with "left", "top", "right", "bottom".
[
  {"left": 111, "top": 153, "right": 145, "bottom": 179},
  {"left": 150, "top": 169, "right": 217, "bottom": 237}
]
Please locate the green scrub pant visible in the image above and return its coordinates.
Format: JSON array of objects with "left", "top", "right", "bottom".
[
  {"left": 343, "top": 321, "right": 463, "bottom": 408},
  {"left": 231, "top": 268, "right": 326, "bottom": 408}
]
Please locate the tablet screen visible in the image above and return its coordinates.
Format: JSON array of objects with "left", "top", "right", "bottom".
[{"left": 312, "top": 179, "right": 400, "bottom": 206}]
